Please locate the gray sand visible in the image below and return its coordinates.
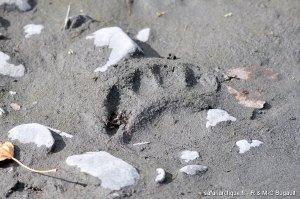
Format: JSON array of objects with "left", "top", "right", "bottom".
[{"left": 0, "top": 0, "right": 300, "bottom": 198}]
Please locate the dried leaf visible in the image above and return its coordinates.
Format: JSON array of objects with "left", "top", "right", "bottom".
[
  {"left": 225, "top": 85, "right": 265, "bottom": 109},
  {"left": 224, "top": 66, "right": 279, "bottom": 81},
  {"left": 0, "top": 142, "right": 14, "bottom": 161},
  {"left": 223, "top": 66, "right": 278, "bottom": 109},
  {"left": 0, "top": 141, "right": 57, "bottom": 173}
]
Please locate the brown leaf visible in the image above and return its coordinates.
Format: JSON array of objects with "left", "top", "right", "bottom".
[
  {"left": 0, "top": 142, "right": 14, "bottom": 161},
  {"left": 224, "top": 66, "right": 279, "bottom": 81},
  {"left": 0, "top": 141, "right": 57, "bottom": 173},
  {"left": 226, "top": 85, "right": 265, "bottom": 109},
  {"left": 223, "top": 66, "right": 278, "bottom": 109}
]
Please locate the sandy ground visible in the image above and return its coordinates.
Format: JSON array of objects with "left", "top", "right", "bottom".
[{"left": 0, "top": 0, "right": 300, "bottom": 198}]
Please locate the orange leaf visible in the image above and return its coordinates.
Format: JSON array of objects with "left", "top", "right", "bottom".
[
  {"left": 0, "top": 142, "right": 14, "bottom": 161},
  {"left": 225, "top": 85, "right": 265, "bottom": 109},
  {"left": 0, "top": 141, "right": 57, "bottom": 173}
]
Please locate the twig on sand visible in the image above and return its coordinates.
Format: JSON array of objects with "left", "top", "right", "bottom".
[
  {"left": 126, "top": 0, "right": 132, "bottom": 15},
  {"left": 133, "top": 142, "right": 150, "bottom": 146},
  {"left": 64, "top": 5, "right": 71, "bottom": 29},
  {"left": 174, "top": 25, "right": 188, "bottom": 53}
]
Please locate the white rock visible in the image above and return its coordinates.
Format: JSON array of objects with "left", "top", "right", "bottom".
[
  {"left": 155, "top": 168, "right": 166, "bottom": 183},
  {"left": 136, "top": 28, "right": 150, "bottom": 42},
  {"left": 8, "top": 123, "right": 55, "bottom": 149},
  {"left": 0, "top": 51, "right": 25, "bottom": 77},
  {"left": 236, "top": 140, "right": 263, "bottom": 154},
  {"left": 46, "top": 126, "right": 73, "bottom": 138},
  {"left": 66, "top": 151, "right": 140, "bottom": 190},
  {"left": 180, "top": 150, "right": 199, "bottom": 163},
  {"left": 206, "top": 109, "right": 236, "bottom": 128},
  {"left": 24, "top": 24, "right": 44, "bottom": 38},
  {"left": 179, "top": 165, "right": 207, "bottom": 175},
  {"left": 9, "top": 91, "right": 16, "bottom": 95},
  {"left": 0, "top": 0, "right": 31, "bottom": 11},
  {"left": 59, "top": 132, "right": 73, "bottom": 138},
  {"left": 10, "top": 103, "right": 20, "bottom": 110},
  {"left": 86, "top": 27, "right": 142, "bottom": 72},
  {"left": 0, "top": 108, "right": 5, "bottom": 116},
  {"left": 111, "top": 193, "right": 120, "bottom": 198}
]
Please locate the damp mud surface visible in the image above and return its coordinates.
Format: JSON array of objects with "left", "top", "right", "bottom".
[{"left": 1, "top": 0, "right": 300, "bottom": 198}]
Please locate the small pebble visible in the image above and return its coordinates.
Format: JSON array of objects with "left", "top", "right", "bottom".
[
  {"left": 111, "top": 193, "right": 120, "bottom": 198},
  {"left": 0, "top": 51, "right": 25, "bottom": 77},
  {"left": 155, "top": 168, "right": 166, "bottom": 183},
  {"left": 9, "top": 91, "right": 17, "bottom": 95},
  {"left": 136, "top": 28, "right": 150, "bottom": 42},
  {"left": 236, "top": 140, "right": 263, "bottom": 154},
  {"left": 8, "top": 123, "right": 55, "bottom": 149},
  {"left": 86, "top": 27, "right": 142, "bottom": 72},
  {"left": 206, "top": 109, "right": 236, "bottom": 128},
  {"left": 10, "top": 103, "right": 20, "bottom": 110},
  {"left": 23, "top": 24, "right": 44, "bottom": 38},
  {"left": 0, "top": 108, "right": 5, "bottom": 116},
  {"left": 179, "top": 165, "right": 207, "bottom": 175},
  {"left": 0, "top": 0, "right": 31, "bottom": 11},
  {"left": 180, "top": 150, "right": 199, "bottom": 163}
]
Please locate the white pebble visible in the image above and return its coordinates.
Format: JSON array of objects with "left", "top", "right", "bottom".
[
  {"left": 0, "top": 0, "right": 31, "bottom": 11},
  {"left": 10, "top": 103, "right": 20, "bottom": 110},
  {"left": 8, "top": 123, "right": 55, "bottom": 149},
  {"left": 206, "top": 109, "right": 236, "bottom": 128},
  {"left": 236, "top": 140, "right": 263, "bottom": 154},
  {"left": 111, "top": 193, "right": 120, "bottom": 198},
  {"left": 9, "top": 91, "right": 16, "bottom": 95},
  {"left": 0, "top": 108, "right": 5, "bottom": 116},
  {"left": 24, "top": 24, "right": 44, "bottom": 38},
  {"left": 86, "top": 27, "right": 142, "bottom": 72},
  {"left": 155, "top": 168, "right": 166, "bottom": 183},
  {"left": 66, "top": 151, "right": 140, "bottom": 190},
  {"left": 136, "top": 28, "right": 150, "bottom": 42},
  {"left": 179, "top": 165, "right": 207, "bottom": 175},
  {"left": 180, "top": 150, "right": 199, "bottom": 163},
  {"left": 0, "top": 51, "right": 25, "bottom": 77}
]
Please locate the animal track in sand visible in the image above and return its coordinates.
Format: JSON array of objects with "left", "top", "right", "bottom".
[{"left": 100, "top": 59, "right": 220, "bottom": 148}]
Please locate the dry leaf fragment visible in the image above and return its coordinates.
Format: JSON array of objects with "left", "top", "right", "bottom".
[
  {"left": 0, "top": 142, "right": 14, "bottom": 161},
  {"left": 225, "top": 85, "right": 265, "bottom": 109},
  {"left": 223, "top": 66, "right": 278, "bottom": 109},
  {"left": 224, "top": 66, "right": 279, "bottom": 81},
  {"left": 0, "top": 141, "right": 57, "bottom": 173}
]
